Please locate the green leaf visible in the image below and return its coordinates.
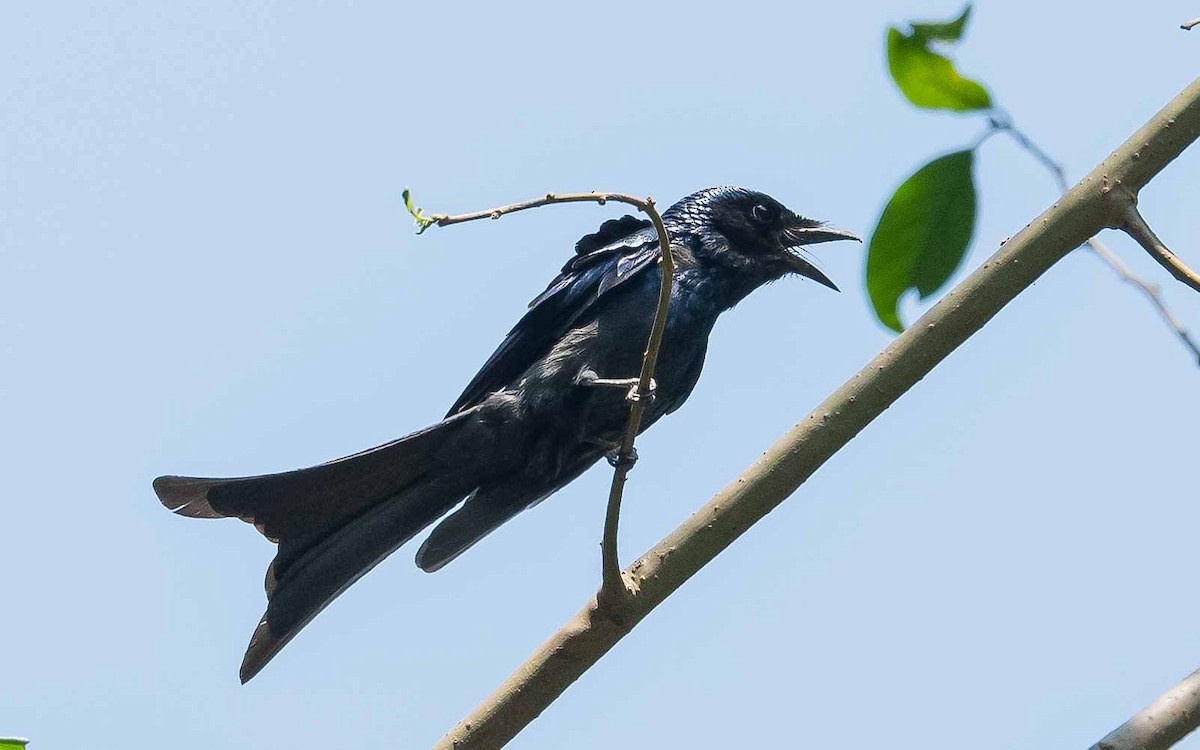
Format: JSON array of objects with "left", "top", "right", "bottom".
[
  {"left": 866, "top": 150, "right": 977, "bottom": 332},
  {"left": 887, "top": 5, "right": 991, "bottom": 112},
  {"left": 910, "top": 5, "right": 971, "bottom": 41},
  {"left": 0, "top": 739, "right": 29, "bottom": 750},
  {"left": 402, "top": 187, "right": 439, "bottom": 234}
]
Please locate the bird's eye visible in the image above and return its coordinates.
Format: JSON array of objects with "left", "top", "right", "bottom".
[{"left": 751, "top": 204, "right": 774, "bottom": 223}]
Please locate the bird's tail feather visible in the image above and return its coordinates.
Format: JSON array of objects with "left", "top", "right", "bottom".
[
  {"left": 153, "top": 410, "right": 477, "bottom": 542},
  {"left": 153, "top": 408, "right": 486, "bottom": 682},
  {"left": 240, "top": 473, "right": 473, "bottom": 682},
  {"left": 414, "top": 489, "right": 526, "bottom": 573}
]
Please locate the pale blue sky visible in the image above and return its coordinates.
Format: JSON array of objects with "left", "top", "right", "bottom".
[{"left": 3, "top": 2, "right": 1199, "bottom": 748}]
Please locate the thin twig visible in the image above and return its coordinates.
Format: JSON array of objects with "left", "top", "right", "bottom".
[
  {"left": 1119, "top": 197, "right": 1200, "bottom": 295},
  {"left": 1183, "top": 17, "right": 1200, "bottom": 31},
  {"left": 1085, "top": 236, "right": 1200, "bottom": 364},
  {"left": 991, "top": 114, "right": 1070, "bottom": 191},
  {"left": 412, "top": 190, "right": 674, "bottom": 606},
  {"left": 598, "top": 205, "right": 673, "bottom": 611},
  {"left": 1087, "top": 667, "right": 1200, "bottom": 750},
  {"left": 989, "top": 118, "right": 1200, "bottom": 364},
  {"left": 425, "top": 192, "right": 646, "bottom": 229}
]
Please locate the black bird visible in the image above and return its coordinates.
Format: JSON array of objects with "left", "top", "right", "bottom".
[{"left": 154, "top": 186, "right": 858, "bottom": 682}]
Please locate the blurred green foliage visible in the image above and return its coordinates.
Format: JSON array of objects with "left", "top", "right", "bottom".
[{"left": 868, "top": 5, "right": 991, "bottom": 331}]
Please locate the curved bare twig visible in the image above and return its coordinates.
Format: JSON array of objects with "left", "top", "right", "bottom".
[{"left": 411, "top": 190, "right": 674, "bottom": 605}]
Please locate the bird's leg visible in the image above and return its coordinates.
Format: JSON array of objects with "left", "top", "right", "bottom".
[
  {"left": 575, "top": 369, "right": 657, "bottom": 404},
  {"left": 585, "top": 437, "right": 640, "bottom": 470},
  {"left": 607, "top": 446, "right": 638, "bottom": 470}
]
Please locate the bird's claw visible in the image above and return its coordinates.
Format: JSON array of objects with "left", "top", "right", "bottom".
[
  {"left": 576, "top": 369, "right": 602, "bottom": 387},
  {"left": 626, "top": 378, "right": 656, "bottom": 404},
  {"left": 606, "top": 446, "right": 638, "bottom": 470},
  {"left": 576, "top": 369, "right": 656, "bottom": 404}
]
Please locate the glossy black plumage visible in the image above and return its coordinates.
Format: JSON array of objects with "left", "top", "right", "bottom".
[{"left": 154, "top": 186, "right": 858, "bottom": 682}]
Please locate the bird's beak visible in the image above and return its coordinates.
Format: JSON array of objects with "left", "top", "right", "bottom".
[{"left": 779, "top": 223, "right": 861, "bottom": 292}]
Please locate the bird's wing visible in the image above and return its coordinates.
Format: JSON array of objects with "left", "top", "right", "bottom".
[{"left": 446, "top": 215, "right": 662, "bottom": 416}]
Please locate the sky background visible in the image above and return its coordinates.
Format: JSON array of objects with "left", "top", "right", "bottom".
[{"left": 3, "top": 2, "right": 1199, "bottom": 748}]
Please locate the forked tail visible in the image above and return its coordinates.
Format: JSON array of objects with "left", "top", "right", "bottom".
[{"left": 154, "top": 409, "right": 485, "bottom": 682}]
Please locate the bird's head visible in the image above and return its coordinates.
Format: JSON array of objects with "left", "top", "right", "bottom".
[{"left": 665, "top": 186, "right": 860, "bottom": 292}]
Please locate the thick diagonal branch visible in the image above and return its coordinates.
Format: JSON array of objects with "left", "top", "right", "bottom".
[
  {"left": 1087, "top": 667, "right": 1200, "bottom": 750},
  {"left": 415, "top": 191, "right": 673, "bottom": 603},
  {"left": 432, "top": 75, "right": 1200, "bottom": 750}
]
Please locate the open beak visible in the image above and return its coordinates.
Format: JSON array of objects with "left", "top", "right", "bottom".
[{"left": 778, "top": 223, "right": 862, "bottom": 292}]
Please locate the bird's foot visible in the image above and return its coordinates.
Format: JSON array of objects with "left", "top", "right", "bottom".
[
  {"left": 576, "top": 369, "right": 657, "bottom": 404},
  {"left": 625, "top": 379, "right": 656, "bottom": 404},
  {"left": 605, "top": 445, "right": 638, "bottom": 470}
]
